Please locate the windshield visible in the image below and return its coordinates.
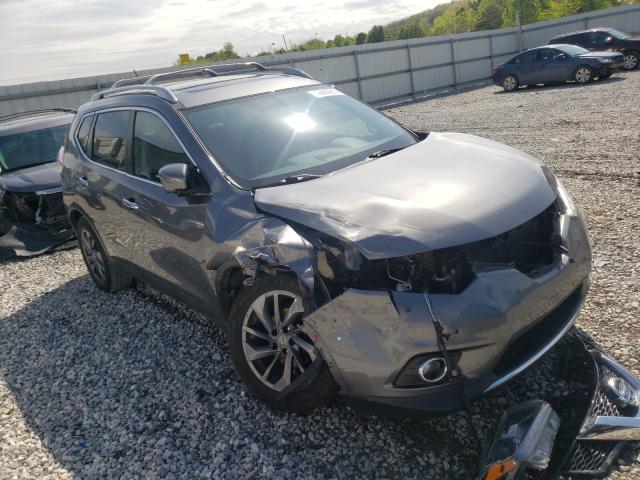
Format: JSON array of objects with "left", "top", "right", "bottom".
[
  {"left": 608, "top": 29, "right": 630, "bottom": 40},
  {"left": 183, "top": 86, "right": 417, "bottom": 188},
  {"left": 557, "top": 45, "right": 589, "bottom": 56},
  {"left": 0, "top": 124, "right": 69, "bottom": 173}
]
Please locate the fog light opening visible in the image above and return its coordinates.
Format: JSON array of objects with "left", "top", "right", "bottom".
[{"left": 418, "top": 357, "right": 447, "bottom": 383}]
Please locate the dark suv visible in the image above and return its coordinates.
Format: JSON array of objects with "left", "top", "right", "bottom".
[
  {"left": 1, "top": 109, "right": 76, "bottom": 258},
  {"left": 549, "top": 28, "right": 640, "bottom": 71},
  {"left": 61, "top": 63, "right": 591, "bottom": 415}
]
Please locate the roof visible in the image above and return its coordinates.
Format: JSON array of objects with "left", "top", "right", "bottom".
[
  {"left": 0, "top": 110, "right": 75, "bottom": 136},
  {"left": 91, "top": 63, "right": 323, "bottom": 109},
  {"left": 168, "top": 73, "right": 321, "bottom": 109},
  {"left": 552, "top": 27, "right": 614, "bottom": 38}
]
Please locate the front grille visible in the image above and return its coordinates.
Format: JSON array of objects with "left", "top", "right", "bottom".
[
  {"left": 564, "top": 360, "right": 633, "bottom": 476},
  {"left": 492, "top": 285, "right": 583, "bottom": 377},
  {"left": 567, "top": 442, "right": 619, "bottom": 475}
]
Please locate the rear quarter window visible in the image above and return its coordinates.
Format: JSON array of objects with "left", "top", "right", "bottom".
[{"left": 76, "top": 114, "right": 93, "bottom": 156}]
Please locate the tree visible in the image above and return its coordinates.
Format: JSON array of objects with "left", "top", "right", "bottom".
[
  {"left": 398, "top": 21, "right": 426, "bottom": 39},
  {"left": 502, "top": 0, "right": 541, "bottom": 26},
  {"left": 476, "top": 0, "right": 506, "bottom": 30},
  {"left": 355, "top": 32, "right": 367, "bottom": 44},
  {"left": 366, "top": 25, "right": 387, "bottom": 43}
]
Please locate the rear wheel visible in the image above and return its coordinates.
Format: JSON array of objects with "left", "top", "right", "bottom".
[
  {"left": 502, "top": 74, "right": 519, "bottom": 92},
  {"left": 623, "top": 51, "right": 639, "bottom": 71},
  {"left": 228, "top": 275, "right": 338, "bottom": 413},
  {"left": 76, "top": 217, "right": 131, "bottom": 292},
  {"left": 574, "top": 65, "right": 593, "bottom": 84}
]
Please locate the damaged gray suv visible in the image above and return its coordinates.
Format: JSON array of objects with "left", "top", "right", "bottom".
[{"left": 61, "top": 63, "right": 591, "bottom": 415}]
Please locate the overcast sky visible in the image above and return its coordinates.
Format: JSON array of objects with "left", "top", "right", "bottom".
[{"left": 0, "top": 0, "right": 439, "bottom": 86}]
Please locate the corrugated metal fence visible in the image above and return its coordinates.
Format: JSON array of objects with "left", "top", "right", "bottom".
[{"left": 1, "top": 4, "right": 639, "bottom": 115}]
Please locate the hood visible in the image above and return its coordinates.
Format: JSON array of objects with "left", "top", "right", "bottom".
[
  {"left": 578, "top": 51, "right": 623, "bottom": 59},
  {"left": 0, "top": 162, "right": 62, "bottom": 193},
  {"left": 254, "top": 133, "right": 557, "bottom": 259}
]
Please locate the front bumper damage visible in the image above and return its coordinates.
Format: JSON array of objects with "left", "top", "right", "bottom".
[
  {"left": 0, "top": 187, "right": 75, "bottom": 258},
  {"left": 481, "top": 335, "right": 640, "bottom": 479},
  {"left": 301, "top": 212, "right": 591, "bottom": 415}
]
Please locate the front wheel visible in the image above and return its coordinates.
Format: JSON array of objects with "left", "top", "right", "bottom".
[
  {"left": 228, "top": 275, "right": 338, "bottom": 413},
  {"left": 574, "top": 65, "right": 593, "bottom": 84},
  {"left": 502, "top": 74, "right": 519, "bottom": 92},
  {"left": 623, "top": 51, "right": 639, "bottom": 71}
]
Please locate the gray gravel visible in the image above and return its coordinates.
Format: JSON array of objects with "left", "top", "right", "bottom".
[{"left": 1, "top": 71, "right": 639, "bottom": 479}]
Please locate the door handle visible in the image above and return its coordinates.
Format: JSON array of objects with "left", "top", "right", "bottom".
[
  {"left": 122, "top": 198, "right": 139, "bottom": 210},
  {"left": 78, "top": 176, "right": 89, "bottom": 187}
]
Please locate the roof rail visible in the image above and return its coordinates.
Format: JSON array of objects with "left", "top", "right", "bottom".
[
  {"left": 111, "top": 75, "right": 155, "bottom": 89},
  {"left": 90, "top": 85, "right": 179, "bottom": 103},
  {"left": 138, "top": 62, "right": 313, "bottom": 86},
  {"left": 0, "top": 108, "right": 77, "bottom": 122}
]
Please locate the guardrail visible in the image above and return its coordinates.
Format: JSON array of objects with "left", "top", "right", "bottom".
[{"left": 1, "top": 3, "right": 638, "bottom": 114}]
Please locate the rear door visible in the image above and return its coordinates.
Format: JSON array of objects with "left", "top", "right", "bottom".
[
  {"left": 512, "top": 50, "right": 542, "bottom": 85},
  {"left": 78, "top": 109, "right": 136, "bottom": 260},
  {"left": 114, "top": 109, "right": 216, "bottom": 305}
]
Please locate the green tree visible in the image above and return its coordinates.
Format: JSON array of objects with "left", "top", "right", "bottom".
[
  {"left": 397, "top": 21, "right": 426, "bottom": 39},
  {"left": 355, "top": 32, "right": 367, "bottom": 44},
  {"left": 366, "top": 25, "right": 388, "bottom": 43},
  {"left": 476, "top": 0, "right": 507, "bottom": 29},
  {"left": 502, "top": 0, "right": 541, "bottom": 26}
]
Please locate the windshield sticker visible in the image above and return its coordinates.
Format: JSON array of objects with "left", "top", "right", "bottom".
[{"left": 309, "top": 88, "right": 344, "bottom": 98}]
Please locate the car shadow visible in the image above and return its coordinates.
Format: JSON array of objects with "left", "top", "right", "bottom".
[
  {"left": 0, "top": 274, "right": 596, "bottom": 478},
  {"left": 494, "top": 75, "right": 625, "bottom": 94}
]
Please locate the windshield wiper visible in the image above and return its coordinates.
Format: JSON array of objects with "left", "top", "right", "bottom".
[
  {"left": 258, "top": 173, "right": 323, "bottom": 189},
  {"left": 366, "top": 147, "right": 406, "bottom": 159}
]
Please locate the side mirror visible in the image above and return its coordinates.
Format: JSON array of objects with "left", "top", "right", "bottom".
[
  {"left": 158, "top": 163, "right": 189, "bottom": 194},
  {"left": 605, "top": 36, "right": 613, "bottom": 43},
  {"left": 558, "top": 53, "right": 569, "bottom": 61},
  {"left": 480, "top": 400, "right": 560, "bottom": 480}
]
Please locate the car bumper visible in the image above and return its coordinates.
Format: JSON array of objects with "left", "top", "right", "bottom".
[
  {"left": 600, "top": 61, "right": 625, "bottom": 73},
  {"left": 303, "top": 212, "right": 592, "bottom": 416},
  {"left": 0, "top": 220, "right": 75, "bottom": 258}
]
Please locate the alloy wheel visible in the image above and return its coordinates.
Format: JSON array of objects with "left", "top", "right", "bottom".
[
  {"left": 503, "top": 76, "right": 517, "bottom": 91},
  {"left": 242, "top": 290, "right": 317, "bottom": 391},
  {"left": 575, "top": 67, "right": 592, "bottom": 84},
  {"left": 80, "top": 228, "right": 107, "bottom": 282},
  {"left": 623, "top": 53, "right": 638, "bottom": 70}
]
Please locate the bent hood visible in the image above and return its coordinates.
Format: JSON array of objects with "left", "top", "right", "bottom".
[
  {"left": 254, "top": 132, "right": 557, "bottom": 259},
  {"left": 0, "top": 162, "right": 62, "bottom": 193}
]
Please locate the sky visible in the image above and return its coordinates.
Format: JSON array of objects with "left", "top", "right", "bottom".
[{"left": 0, "top": 0, "right": 438, "bottom": 86}]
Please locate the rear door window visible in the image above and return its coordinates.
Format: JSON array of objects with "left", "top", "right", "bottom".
[
  {"left": 132, "top": 111, "right": 189, "bottom": 183},
  {"left": 92, "top": 111, "right": 131, "bottom": 170}
]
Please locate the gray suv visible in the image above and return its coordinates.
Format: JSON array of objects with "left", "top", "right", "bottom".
[{"left": 61, "top": 63, "right": 591, "bottom": 416}]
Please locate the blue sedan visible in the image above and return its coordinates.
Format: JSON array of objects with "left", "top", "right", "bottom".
[{"left": 492, "top": 44, "right": 625, "bottom": 91}]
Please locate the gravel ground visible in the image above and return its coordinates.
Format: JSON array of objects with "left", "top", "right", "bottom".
[{"left": 1, "top": 71, "right": 639, "bottom": 479}]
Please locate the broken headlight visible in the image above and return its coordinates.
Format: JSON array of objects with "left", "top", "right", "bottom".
[
  {"left": 482, "top": 400, "right": 561, "bottom": 480},
  {"left": 556, "top": 180, "right": 577, "bottom": 216}
]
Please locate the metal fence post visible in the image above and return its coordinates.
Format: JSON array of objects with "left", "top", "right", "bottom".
[
  {"left": 450, "top": 38, "right": 457, "bottom": 87},
  {"left": 353, "top": 50, "right": 363, "bottom": 100},
  {"left": 406, "top": 44, "right": 416, "bottom": 99},
  {"left": 489, "top": 35, "right": 494, "bottom": 69}
]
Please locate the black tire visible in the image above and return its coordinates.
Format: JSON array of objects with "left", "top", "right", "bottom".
[
  {"left": 573, "top": 65, "right": 593, "bottom": 84},
  {"left": 76, "top": 217, "right": 132, "bottom": 292},
  {"left": 502, "top": 74, "right": 519, "bottom": 92},
  {"left": 228, "top": 274, "right": 338, "bottom": 413},
  {"left": 623, "top": 51, "right": 639, "bottom": 71}
]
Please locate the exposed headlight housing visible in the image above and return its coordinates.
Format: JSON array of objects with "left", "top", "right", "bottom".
[{"left": 556, "top": 180, "right": 577, "bottom": 216}]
